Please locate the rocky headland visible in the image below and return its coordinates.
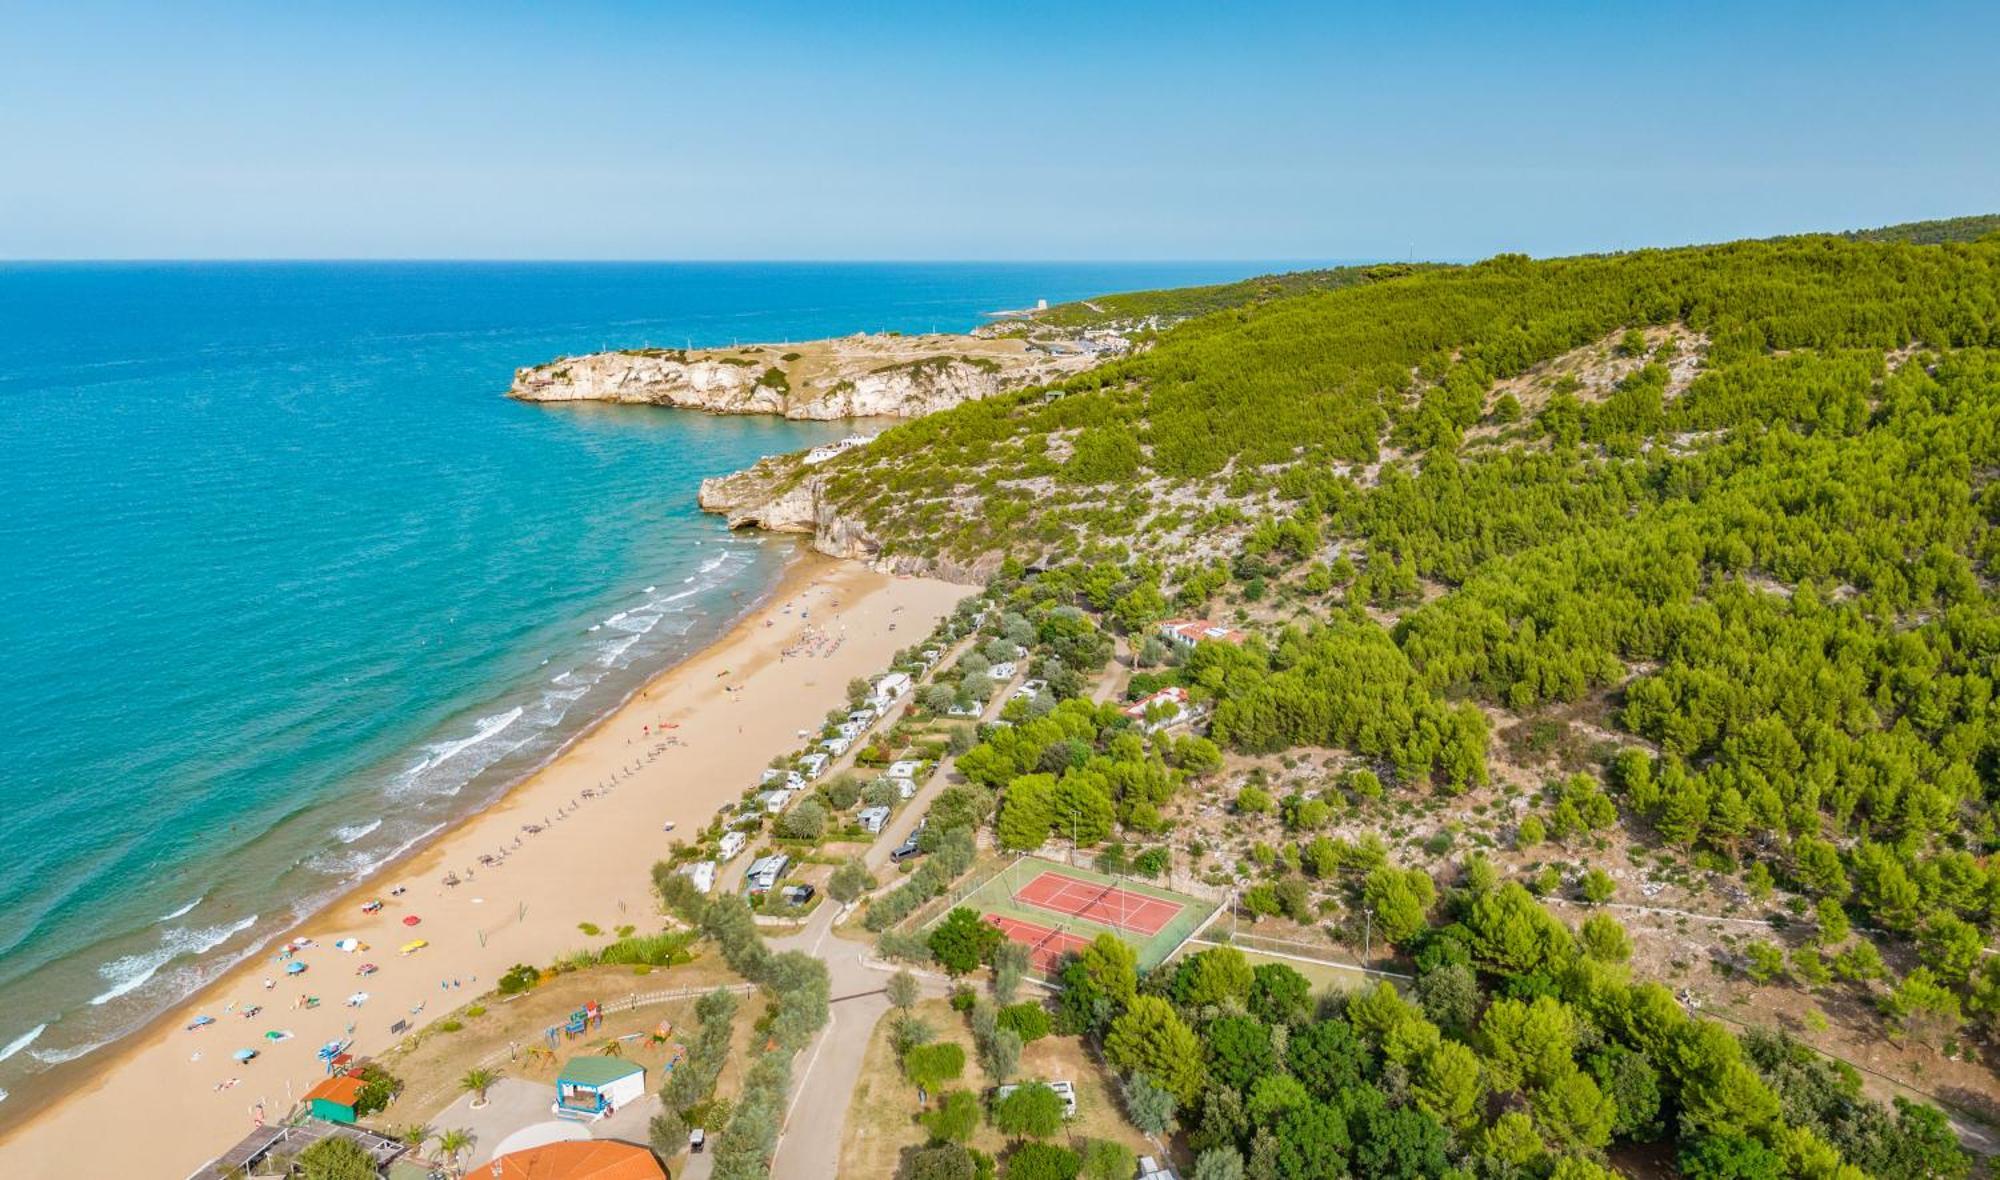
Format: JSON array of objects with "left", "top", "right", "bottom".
[{"left": 509, "top": 329, "right": 1116, "bottom": 420}]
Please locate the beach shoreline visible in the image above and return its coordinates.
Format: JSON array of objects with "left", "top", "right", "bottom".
[{"left": 0, "top": 552, "right": 970, "bottom": 1179}]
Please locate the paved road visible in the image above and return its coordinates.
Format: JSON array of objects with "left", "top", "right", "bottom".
[{"left": 766, "top": 903, "right": 948, "bottom": 1180}]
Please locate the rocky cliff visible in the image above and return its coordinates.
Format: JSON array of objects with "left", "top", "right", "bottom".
[
  {"left": 510, "top": 331, "right": 1109, "bottom": 420},
  {"left": 696, "top": 456, "right": 997, "bottom": 583}
]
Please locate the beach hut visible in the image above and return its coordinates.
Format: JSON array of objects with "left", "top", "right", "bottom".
[
  {"left": 303, "top": 1074, "right": 365, "bottom": 1125},
  {"left": 553, "top": 1056, "right": 646, "bottom": 1120}
]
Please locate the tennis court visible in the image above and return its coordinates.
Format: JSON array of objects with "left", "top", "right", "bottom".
[
  {"left": 985, "top": 914, "right": 1094, "bottom": 973},
  {"left": 1013, "top": 869, "right": 1184, "bottom": 936},
  {"left": 922, "top": 854, "right": 1223, "bottom": 976}
]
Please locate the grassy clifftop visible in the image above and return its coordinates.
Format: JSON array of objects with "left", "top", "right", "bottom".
[{"left": 1031, "top": 262, "right": 1434, "bottom": 328}]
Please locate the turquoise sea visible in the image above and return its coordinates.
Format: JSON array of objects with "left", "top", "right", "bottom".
[{"left": 0, "top": 260, "right": 1275, "bottom": 1114}]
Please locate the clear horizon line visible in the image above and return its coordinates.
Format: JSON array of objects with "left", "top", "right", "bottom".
[{"left": 0, "top": 256, "right": 1403, "bottom": 267}]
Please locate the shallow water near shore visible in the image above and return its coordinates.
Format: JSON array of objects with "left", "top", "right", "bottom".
[{"left": 0, "top": 260, "right": 1267, "bottom": 1116}]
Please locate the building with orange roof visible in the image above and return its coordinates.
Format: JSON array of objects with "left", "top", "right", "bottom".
[
  {"left": 464, "top": 1140, "right": 666, "bottom": 1180},
  {"left": 302, "top": 1073, "right": 366, "bottom": 1124}
]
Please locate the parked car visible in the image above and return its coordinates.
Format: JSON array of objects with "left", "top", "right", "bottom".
[
  {"left": 781, "top": 883, "right": 816, "bottom": 907},
  {"left": 890, "top": 833, "right": 925, "bottom": 862},
  {"left": 689, "top": 1128, "right": 706, "bottom": 1153}
]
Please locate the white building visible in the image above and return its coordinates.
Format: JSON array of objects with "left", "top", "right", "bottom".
[
  {"left": 758, "top": 787, "right": 796, "bottom": 814},
  {"left": 802, "top": 434, "right": 874, "bottom": 465},
  {"left": 836, "top": 720, "right": 867, "bottom": 740},
  {"left": 746, "top": 853, "right": 791, "bottom": 893},
  {"left": 847, "top": 707, "right": 877, "bottom": 727},
  {"left": 871, "top": 672, "right": 913, "bottom": 707},
  {"left": 798, "top": 753, "right": 829, "bottom": 779},
  {"left": 718, "top": 830, "right": 747, "bottom": 861},
  {"left": 987, "top": 661, "right": 1017, "bottom": 681},
  {"left": 857, "top": 805, "right": 891, "bottom": 834},
  {"left": 821, "top": 735, "right": 852, "bottom": 757},
  {"left": 947, "top": 700, "right": 982, "bottom": 718},
  {"left": 1123, "top": 685, "right": 1196, "bottom": 734},
  {"left": 896, "top": 778, "right": 917, "bottom": 800},
  {"left": 888, "top": 759, "right": 926, "bottom": 781},
  {"left": 678, "top": 860, "right": 717, "bottom": 895},
  {"left": 1156, "top": 618, "right": 1246, "bottom": 650}
]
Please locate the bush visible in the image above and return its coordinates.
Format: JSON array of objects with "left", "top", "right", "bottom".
[
  {"left": 903, "top": 1042, "right": 967, "bottom": 1092},
  {"left": 994, "top": 1082, "right": 1069, "bottom": 1138},
  {"left": 779, "top": 799, "right": 828, "bottom": 841},
  {"left": 496, "top": 963, "right": 540, "bottom": 995},
  {"left": 998, "top": 1002, "right": 1052, "bottom": 1043},
  {"left": 298, "top": 1136, "right": 378, "bottom": 1180},
  {"left": 1005, "top": 1142, "right": 1081, "bottom": 1180}
]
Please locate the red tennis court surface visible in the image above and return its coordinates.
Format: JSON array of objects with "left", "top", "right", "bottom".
[
  {"left": 1012, "top": 870, "right": 1184, "bottom": 936},
  {"left": 986, "top": 914, "right": 1093, "bottom": 973}
]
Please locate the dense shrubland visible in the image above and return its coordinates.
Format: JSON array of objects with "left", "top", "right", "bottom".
[
  {"left": 1030, "top": 870, "right": 1971, "bottom": 1180},
  {"left": 827, "top": 232, "right": 2000, "bottom": 1031},
  {"left": 720, "top": 227, "right": 2000, "bottom": 1176}
]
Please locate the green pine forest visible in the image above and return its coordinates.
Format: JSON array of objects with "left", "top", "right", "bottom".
[{"left": 797, "top": 217, "right": 2000, "bottom": 1179}]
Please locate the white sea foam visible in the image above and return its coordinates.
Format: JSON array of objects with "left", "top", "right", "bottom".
[
  {"left": 596, "top": 633, "right": 642, "bottom": 667},
  {"left": 89, "top": 914, "right": 258, "bottom": 1006},
  {"left": 333, "top": 818, "right": 382, "bottom": 844},
  {"left": 156, "top": 896, "right": 203, "bottom": 923},
  {"left": 699, "top": 553, "right": 729, "bottom": 575},
  {"left": 412, "top": 707, "right": 524, "bottom": 774},
  {"left": 0, "top": 1023, "right": 46, "bottom": 1063},
  {"left": 28, "top": 1036, "right": 113, "bottom": 1066}
]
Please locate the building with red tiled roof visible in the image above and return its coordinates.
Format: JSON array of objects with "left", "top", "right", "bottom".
[{"left": 464, "top": 1140, "right": 666, "bottom": 1180}]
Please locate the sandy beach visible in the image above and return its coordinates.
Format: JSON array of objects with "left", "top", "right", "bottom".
[{"left": 0, "top": 556, "right": 969, "bottom": 1180}]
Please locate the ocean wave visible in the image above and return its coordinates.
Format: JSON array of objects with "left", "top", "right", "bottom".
[
  {"left": 157, "top": 896, "right": 203, "bottom": 923},
  {"left": 89, "top": 914, "right": 258, "bottom": 1006},
  {"left": 28, "top": 1035, "right": 113, "bottom": 1066},
  {"left": 0, "top": 1023, "right": 46, "bottom": 1063},
  {"left": 411, "top": 707, "right": 524, "bottom": 775},
  {"left": 333, "top": 818, "right": 383, "bottom": 844},
  {"left": 595, "top": 633, "right": 643, "bottom": 667}
]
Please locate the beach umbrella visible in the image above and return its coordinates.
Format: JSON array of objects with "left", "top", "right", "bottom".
[
  {"left": 264, "top": 1030, "right": 291, "bottom": 1041},
  {"left": 233, "top": 1048, "right": 258, "bottom": 1062},
  {"left": 285, "top": 961, "right": 307, "bottom": 975},
  {"left": 186, "top": 1015, "right": 215, "bottom": 1031},
  {"left": 402, "top": 915, "right": 421, "bottom": 927}
]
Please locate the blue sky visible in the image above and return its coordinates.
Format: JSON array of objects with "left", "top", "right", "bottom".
[{"left": 1, "top": 0, "right": 1994, "bottom": 260}]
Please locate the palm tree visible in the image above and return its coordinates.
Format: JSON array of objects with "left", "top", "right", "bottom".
[
  {"left": 396, "top": 1123, "right": 433, "bottom": 1155},
  {"left": 459, "top": 1066, "right": 500, "bottom": 1109},
  {"left": 433, "top": 1128, "right": 474, "bottom": 1179}
]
